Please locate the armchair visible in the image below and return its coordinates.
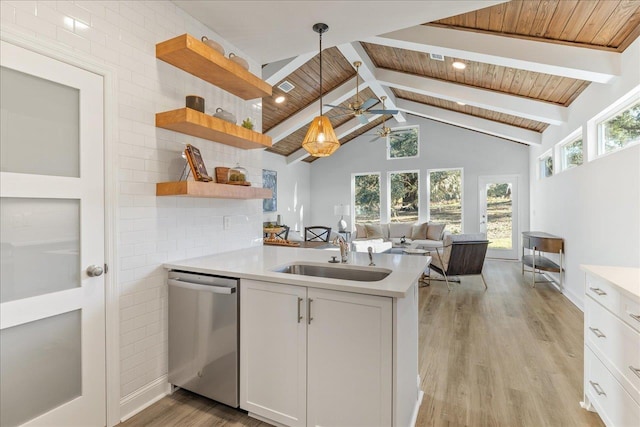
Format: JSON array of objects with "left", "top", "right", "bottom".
[{"left": 426, "top": 233, "right": 489, "bottom": 291}]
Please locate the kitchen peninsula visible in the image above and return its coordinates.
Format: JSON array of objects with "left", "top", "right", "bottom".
[{"left": 165, "top": 246, "right": 429, "bottom": 427}]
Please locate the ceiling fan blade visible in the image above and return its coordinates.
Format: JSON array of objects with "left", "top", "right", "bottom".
[
  {"left": 324, "top": 104, "right": 353, "bottom": 111},
  {"left": 366, "top": 109, "right": 399, "bottom": 115},
  {"left": 357, "top": 114, "right": 369, "bottom": 125},
  {"left": 360, "top": 98, "right": 378, "bottom": 111}
]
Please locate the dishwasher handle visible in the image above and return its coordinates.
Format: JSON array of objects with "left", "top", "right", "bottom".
[{"left": 168, "top": 278, "right": 236, "bottom": 294}]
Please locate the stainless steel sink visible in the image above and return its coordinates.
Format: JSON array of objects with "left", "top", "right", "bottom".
[{"left": 273, "top": 263, "right": 391, "bottom": 282}]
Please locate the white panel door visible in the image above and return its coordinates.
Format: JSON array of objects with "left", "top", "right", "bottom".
[
  {"left": 240, "top": 279, "right": 307, "bottom": 427},
  {"left": 307, "top": 288, "right": 392, "bottom": 427},
  {"left": 478, "top": 175, "right": 519, "bottom": 260},
  {"left": 0, "top": 41, "right": 105, "bottom": 426}
]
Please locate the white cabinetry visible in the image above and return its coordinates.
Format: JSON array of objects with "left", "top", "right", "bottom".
[
  {"left": 240, "top": 279, "right": 393, "bottom": 427},
  {"left": 582, "top": 265, "right": 640, "bottom": 427}
]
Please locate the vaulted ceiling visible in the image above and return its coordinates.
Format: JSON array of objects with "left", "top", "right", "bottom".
[{"left": 177, "top": 0, "right": 640, "bottom": 164}]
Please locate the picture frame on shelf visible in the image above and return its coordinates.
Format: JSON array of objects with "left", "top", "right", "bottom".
[
  {"left": 184, "top": 144, "right": 212, "bottom": 182},
  {"left": 262, "top": 169, "right": 277, "bottom": 212}
]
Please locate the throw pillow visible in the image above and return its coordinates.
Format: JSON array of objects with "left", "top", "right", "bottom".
[
  {"left": 426, "top": 222, "right": 446, "bottom": 240},
  {"left": 355, "top": 224, "right": 367, "bottom": 239},
  {"left": 410, "top": 222, "right": 428, "bottom": 240},
  {"left": 389, "top": 223, "right": 413, "bottom": 238},
  {"left": 365, "top": 224, "right": 384, "bottom": 239}
]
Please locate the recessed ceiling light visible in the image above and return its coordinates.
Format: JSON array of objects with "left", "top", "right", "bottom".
[
  {"left": 456, "top": 101, "right": 466, "bottom": 106},
  {"left": 275, "top": 95, "right": 286, "bottom": 104},
  {"left": 452, "top": 61, "right": 466, "bottom": 70}
]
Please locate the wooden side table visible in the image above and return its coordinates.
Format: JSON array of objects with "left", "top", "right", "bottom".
[{"left": 522, "top": 231, "right": 564, "bottom": 288}]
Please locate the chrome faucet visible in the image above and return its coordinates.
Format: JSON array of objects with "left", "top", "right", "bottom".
[
  {"left": 333, "top": 235, "right": 349, "bottom": 263},
  {"left": 368, "top": 246, "right": 375, "bottom": 266}
]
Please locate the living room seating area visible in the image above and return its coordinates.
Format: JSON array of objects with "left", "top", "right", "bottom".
[{"left": 351, "top": 221, "right": 448, "bottom": 253}]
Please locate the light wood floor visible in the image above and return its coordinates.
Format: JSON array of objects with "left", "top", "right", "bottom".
[{"left": 120, "top": 260, "right": 604, "bottom": 427}]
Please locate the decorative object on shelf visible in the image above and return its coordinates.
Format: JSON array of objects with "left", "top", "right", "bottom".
[
  {"left": 241, "top": 117, "right": 254, "bottom": 130},
  {"left": 301, "top": 23, "right": 340, "bottom": 157},
  {"left": 227, "top": 162, "right": 247, "bottom": 184},
  {"left": 215, "top": 167, "right": 229, "bottom": 184},
  {"left": 184, "top": 144, "right": 212, "bottom": 182},
  {"left": 185, "top": 95, "right": 204, "bottom": 113},
  {"left": 200, "top": 35, "right": 225, "bottom": 55},
  {"left": 262, "top": 169, "right": 277, "bottom": 212},
  {"left": 334, "top": 204, "right": 350, "bottom": 232},
  {"left": 213, "top": 107, "right": 237, "bottom": 124},
  {"left": 228, "top": 53, "right": 249, "bottom": 70}
]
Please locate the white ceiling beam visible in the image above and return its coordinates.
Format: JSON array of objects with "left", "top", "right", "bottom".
[
  {"left": 262, "top": 52, "right": 316, "bottom": 85},
  {"left": 337, "top": 42, "right": 406, "bottom": 123},
  {"left": 286, "top": 114, "right": 384, "bottom": 164},
  {"left": 266, "top": 77, "right": 369, "bottom": 143},
  {"left": 376, "top": 68, "right": 566, "bottom": 125},
  {"left": 366, "top": 25, "right": 620, "bottom": 84},
  {"left": 396, "top": 99, "right": 542, "bottom": 145}
]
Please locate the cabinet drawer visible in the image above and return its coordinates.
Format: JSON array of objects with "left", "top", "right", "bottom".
[
  {"left": 621, "top": 295, "right": 640, "bottom": 333},
  {"left": 586, "top": 297, "right": 640, "bottom": 400},
  {"left": 585, "top": 347, "right": 640, "bottom": 427},
  {"left": 586, "top": 274, "right": 621, "bottom": 316}
]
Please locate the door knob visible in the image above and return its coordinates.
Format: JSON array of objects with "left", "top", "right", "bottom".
[{"left": 87, "top": 265, "right": 104, "bottom": 277}]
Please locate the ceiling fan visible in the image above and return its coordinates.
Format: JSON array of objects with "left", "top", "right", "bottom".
[
  {"left": 367, "top": 96, "right": 411, "bottom": 142},
  {"left": 324, "top": 61, "right": 399, "bottom": 124}
]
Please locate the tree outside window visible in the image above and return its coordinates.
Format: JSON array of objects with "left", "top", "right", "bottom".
[
  {"left": 560, "top": 137, "right": 583, "bottom": 171},
  {"left": 353, "top": 174, "right": 380, "bottom": 224},
  {"left": 599, "top": 101, "right": 640, "bottom": 154},
  {"left": 539, "top": 153, "right": 553, "bottom": 178},
  {"left": 387, "top": 127, "right": 419, "bottom": 159},
  {"left": 389, "top": 171, "right": 419, "bottom": 223},
  {"left": 428, "top": 169, "right": 462, "bottom": 234}
]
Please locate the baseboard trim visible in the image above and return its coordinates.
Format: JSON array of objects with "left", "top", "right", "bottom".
[
  {"left": 120, "top": 375, "right": 170, "bottom": 422},
  {"left": 540, "top": 272, "right": 584, "bottom": 311},
  {"left": 409, "top": 389, "right": 425, "bottom": 427}
]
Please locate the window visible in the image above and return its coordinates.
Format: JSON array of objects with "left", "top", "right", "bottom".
[
  {"left": 387, "top": 126, "right": 419, "bottom": 159},
  {"left": 538, "top": 151, "right": 553, "bottom": 178},
  {"left": 598, "top": 100, "right": 640, "bottom": 155},
  {"left": 353, "top": 173, "right": 380, "bottom": 224},
  {"left": 428, "top": 169, "right": 462, "bottom": 234},
  {"left": 560, "top": 136, "right": 583, "bottom": 171},
  {"left": 389, "top": 171, "right": 419, "bottom": 223}
]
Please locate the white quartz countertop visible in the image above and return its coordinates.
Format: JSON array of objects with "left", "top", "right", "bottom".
[
  {"left": 581, "top": 264, "right": 640, "bottom": 300},
  {"left": 164, "top": 246, "right": 431, "bottom": 298}
]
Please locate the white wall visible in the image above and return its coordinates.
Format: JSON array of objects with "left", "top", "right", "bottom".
[
  {"left": 310, "top": 115, "right": 530, "bottom": 238},
  {"left": 262, "top": 151, "right": 311, "bottom": 234},
  {"left": 529, "top": 37, "right": 640, "bottom": 309},
  {"left": 1, "top": 0, "right": 265, "bottom": 418}
]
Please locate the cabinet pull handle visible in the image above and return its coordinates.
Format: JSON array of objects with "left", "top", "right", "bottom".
[
  {"left": 630, "top": 366, "right": 640, "bottom": 379},
  {"left": 307, "top": 298, "right": 313, "bottom": 325},
  {"left": 589, "top": 381, "right": 606, "bottom": 396},
  {"left": 589, "top": 327, "right": 606, "bottom": 338},
  {"left": 589, "top": 287, "right": 607, "bottom": 296},
  {"left": 297, "top": 297, "right": 303, "bottom": 323},
  {"left": 629, "top": 313, "right": 640, "bottom": 323}
]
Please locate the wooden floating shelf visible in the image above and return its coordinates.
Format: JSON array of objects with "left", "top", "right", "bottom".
[
  {"left": 156, "top": 108, "right": 272, "bottom": 149},
  {"left": 156, "top": 34, "right": 272, "bottom": 100},
  {"left": 157, "top": 181, "right": 272, "bottom": 199}
]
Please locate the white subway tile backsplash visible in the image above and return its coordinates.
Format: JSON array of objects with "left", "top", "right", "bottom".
[
  {"left": 56, "top": 26, "right": 91, "bottom": 52},
  {"left": 16, "top": 9, "right": 56, "bottom": 38}
]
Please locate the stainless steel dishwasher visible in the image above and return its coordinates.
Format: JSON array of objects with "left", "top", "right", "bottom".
[{"left": 168, "top": 270, "right": 239, "bottom": 407}]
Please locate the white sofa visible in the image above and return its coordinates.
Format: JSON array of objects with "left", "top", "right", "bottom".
[{"left": 351, "top": 222, "right": 447, "bottom": 253}]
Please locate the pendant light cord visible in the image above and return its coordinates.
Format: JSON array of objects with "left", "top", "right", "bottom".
[{"left": 319, "top": 28, "right": 323, "bottom": 117}]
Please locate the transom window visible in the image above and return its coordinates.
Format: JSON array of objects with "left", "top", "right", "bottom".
[
  {"left": 598, "top": 100, "right": 640, "bottom": 155},
  {"left": 560, "top": 135, "right": 583, "bottom": 171},
  {"left": 387, "top": 126, "right": 419, "bottom": 159},
  {"left": 538, "top": 151, "right": 553, "bottom": 179}
]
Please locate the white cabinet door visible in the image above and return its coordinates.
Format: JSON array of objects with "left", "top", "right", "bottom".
[
  {"left": 307, "top": 288, "right": 392, "bottom": 427},
  {"left": 240, "top": 279, "right": 307, "bottom": 427}
]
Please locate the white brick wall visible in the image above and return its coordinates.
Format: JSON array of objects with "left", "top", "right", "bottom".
[{"left": 1, "top": 1, "right": 265, "bottom": 399}]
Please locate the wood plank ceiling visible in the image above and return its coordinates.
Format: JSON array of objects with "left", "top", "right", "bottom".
[{"left": 262, "top": 0, "right": 640, "bottom": 163}]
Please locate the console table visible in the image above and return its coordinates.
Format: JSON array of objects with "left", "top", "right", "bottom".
[{"left": 521, "top": 231, "right": 564, "bottom": 287}]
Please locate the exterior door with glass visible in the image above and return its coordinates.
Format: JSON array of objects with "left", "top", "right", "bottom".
[
  {"left": 0, "top": 41, "right": 105, "bottom": 426},
  {"left": 478, "top": 175, "right": 519, "bottom": 260}
]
